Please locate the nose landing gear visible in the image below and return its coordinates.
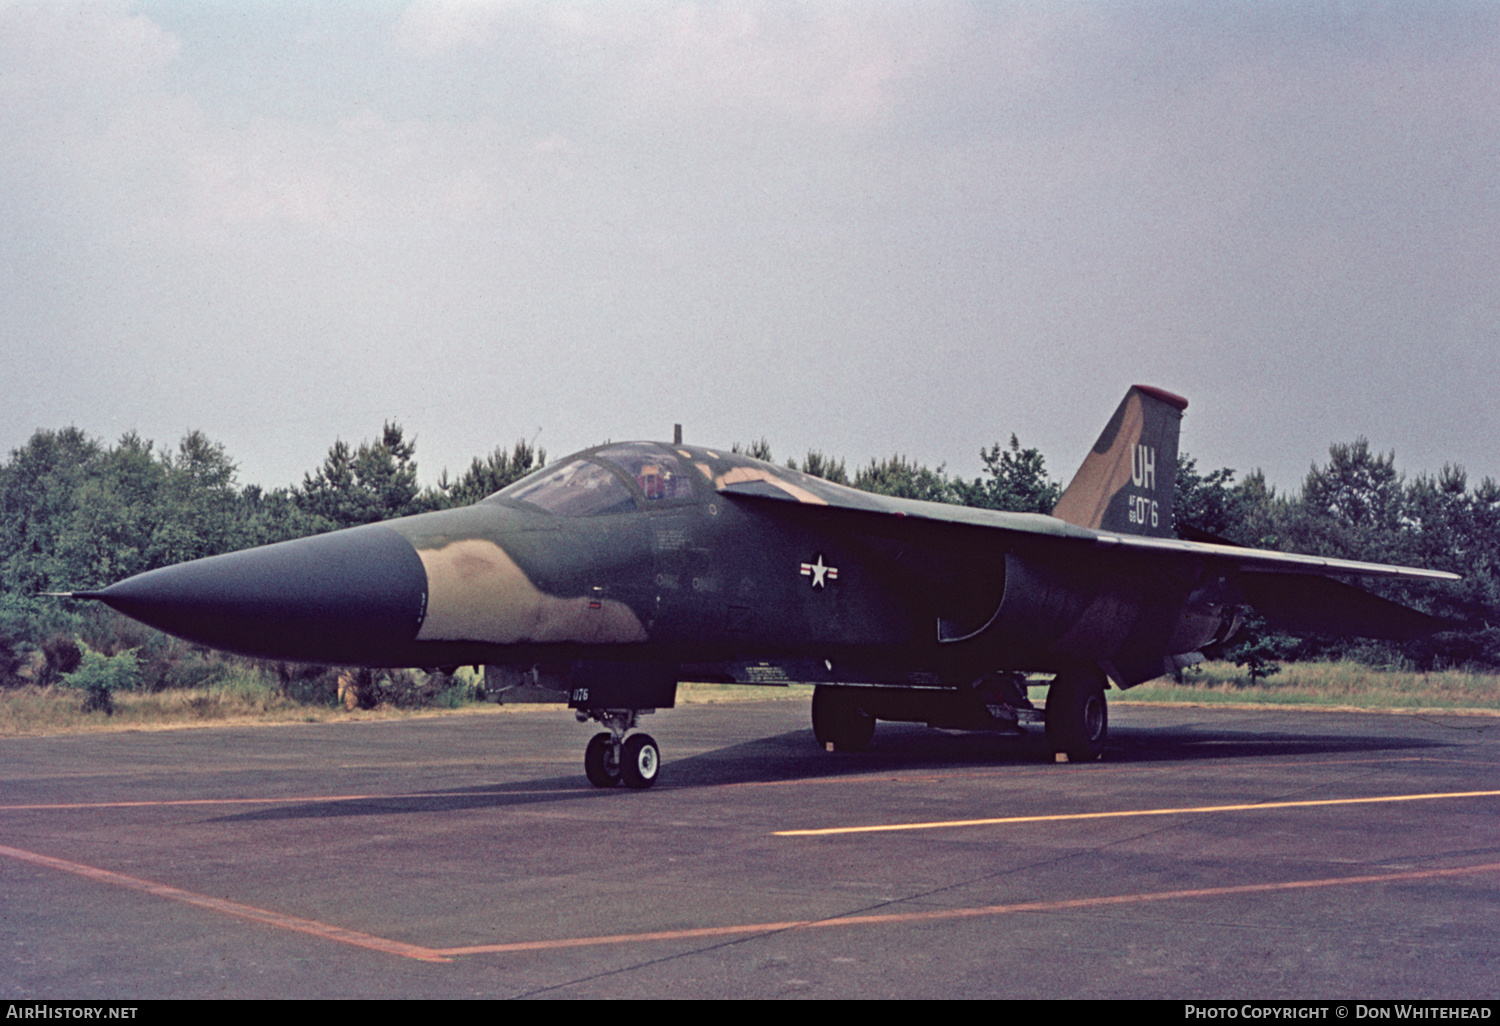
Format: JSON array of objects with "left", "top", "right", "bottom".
[
  {"left": 579, "top": 708, "right": 660, "bottom": 789},
  {"left": 584, "top": 731, "right": 622, "bottom": 787},
  {"left": 620, "top": 733, "right": 659, "bottom": 788}
]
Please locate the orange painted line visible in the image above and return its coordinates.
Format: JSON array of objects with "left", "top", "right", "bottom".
[
  {"left": 8, "top": 839, "right": 1495, "bottom": 963},
  {"left": 0, "top": 843, "right": 451, "bottom": 963},
  {"left": 433, "top": 861, "right": 1500, "bottom": 956},
  {"left": 775, "top": 788, "right": 1500, "bottom": 836},
  {"left": 0, "top": 790, "right": 562, "bottom": 812},
  {"left": 2, "top": 796, "right": 381, "bottom": 811}
]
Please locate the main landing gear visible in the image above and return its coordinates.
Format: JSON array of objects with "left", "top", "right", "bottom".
[
  {"left": 579, "top": 708, "right": 660, "bottom": 789},
  {"left": 1044, "top": 666, "right": 1108, "bottom": 762},
  {"left": 811, "top": 686, "right": 875, "bottom": 752},
  {"left": 809, "top": 670, "right": 1109, "bottom": 764}
]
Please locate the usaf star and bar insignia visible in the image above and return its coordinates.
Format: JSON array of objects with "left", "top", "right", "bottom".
[{"left": 799, "top": 553, "right": 839, "bottom": 589}]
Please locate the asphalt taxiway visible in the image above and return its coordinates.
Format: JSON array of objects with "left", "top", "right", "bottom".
[{"left": 2, "top": 699, "right": 1497, "bottom": 999}]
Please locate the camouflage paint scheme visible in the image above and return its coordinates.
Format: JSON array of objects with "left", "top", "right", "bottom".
[{"left": 85, "top": 386, "right": 1458, "bottom": 759}]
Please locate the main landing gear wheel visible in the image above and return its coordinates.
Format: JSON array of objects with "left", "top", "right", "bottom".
[
  {"left": 584, "top": 732, "right": 621, "bottom": 788},
  {"left": 1045, "top": 668, "right": 1108, "bottom": 762},
  {"left": 811, "top": 686, "right": 875, "bottom": 753},
  {"left": 620, "top": 733, "right": 660, "bottom": 789}
]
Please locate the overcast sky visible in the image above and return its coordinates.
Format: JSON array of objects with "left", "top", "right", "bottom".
[{"left": 3, "top": 1, "right": 1496, "bottom": 497}]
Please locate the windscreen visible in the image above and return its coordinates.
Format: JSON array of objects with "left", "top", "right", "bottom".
[
  {"left": 498, "top": 458, "right": 638, "bottom": 517},
  {"left": 595, "top": 443, "right": 697, "bottom": 503}
]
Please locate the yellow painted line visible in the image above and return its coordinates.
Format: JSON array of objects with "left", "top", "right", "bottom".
[
  {"left": 774, "top": 789, "right": 1500, "bottom": 836},
  {"left": 725, "top": 756, "right": 1441, "bottom": 790},
  {"left": 434, "top": 861, "right": 1500, "bottom": 956},
  {"left": 0, "top": 843, "right": 451, "bottom": 962},
  {"left": 6, "top": 758, "right": 1481, "bottom": 812}
]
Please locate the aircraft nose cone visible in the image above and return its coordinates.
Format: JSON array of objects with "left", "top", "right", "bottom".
[{"left": 90, "top": 524, "right": 428, "bottom": 664}]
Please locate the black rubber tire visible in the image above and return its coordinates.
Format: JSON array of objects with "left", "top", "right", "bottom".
[
  {"left": 620, "top": 733, "right": 660, "bottom": 789},
  {"left": 584, "top": 731, "right": 620, "bottom": 788},
  {"left": 1044, "top": 668, "right": 1108, "bottom": 762},
  {"left": 811, "top": 686, "right": 875, "bottom": 752}
]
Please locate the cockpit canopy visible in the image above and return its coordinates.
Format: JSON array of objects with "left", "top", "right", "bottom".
[{"left": 493, "top": 442, "right": 698, "bottom": 516}]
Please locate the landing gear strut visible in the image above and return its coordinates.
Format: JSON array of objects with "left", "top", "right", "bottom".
[
  {"left": 578, "top": 708, "right": 659, "bottom": 789},
  {"left": 1044, "top": 667, "right": 1108, "bottom": 762}
]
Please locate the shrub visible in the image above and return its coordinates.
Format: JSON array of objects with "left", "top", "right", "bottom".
[
  {"left": 62, "top": 644, "right": 140, "bottom": 693},
  {"left": 39, "top": 635, "right": 83, "bottom": 687},
  {"left": 61, "top": 643, "right": 139, "bottom": 715},
  {"left": 275, "top": 662, "right": 340, "bottom": 705},
  {"left": 0, "top": 632, "right": 24, "bottom": 688}
]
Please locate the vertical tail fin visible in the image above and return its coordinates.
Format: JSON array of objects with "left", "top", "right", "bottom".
[{"left": 1051, "top": 384, "right": 1187, "bottom": 538}]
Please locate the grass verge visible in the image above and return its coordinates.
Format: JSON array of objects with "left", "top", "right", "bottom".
[
  {"left": 0, "top": 679, "right": 817, "bottom": 737},
  {"left": 0, "top": 681, "right": 496, "bottom": 737},
  {"left": 4, "top": 662, "right": 1496, "bottom": 737},
  {"left": 1113, "top": 660, "right": 1500, "bottom": 714}
]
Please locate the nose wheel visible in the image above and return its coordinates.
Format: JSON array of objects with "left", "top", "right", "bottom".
[
  {"left": 620, "top": 733, "right": 660, "bottom": 788},
  {"left": 580, "top": 710, "right": 660, "bottom": 789},
  {"left": 584, "top": 732, "right": 621, "bottom": 787}
]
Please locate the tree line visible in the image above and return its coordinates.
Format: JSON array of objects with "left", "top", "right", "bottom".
[
  {"left": 0, "top": 425, "right": 543, "bottom": 693},
  {"left": 2, "top": 422, "right": 1496, "bottom": 695}
]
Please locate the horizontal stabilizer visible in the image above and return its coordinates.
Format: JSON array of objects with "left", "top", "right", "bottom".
[
  {"left": 1177, "top": 523, "right": 1243, "bottom": 547},
  {"left": 1238, "top": 574, "right": 1451, "bottom": 641}
]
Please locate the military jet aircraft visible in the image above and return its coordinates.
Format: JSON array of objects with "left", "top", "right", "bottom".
[{"left": 74, "top": 386, "right": 1458, "bottom": 788}]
